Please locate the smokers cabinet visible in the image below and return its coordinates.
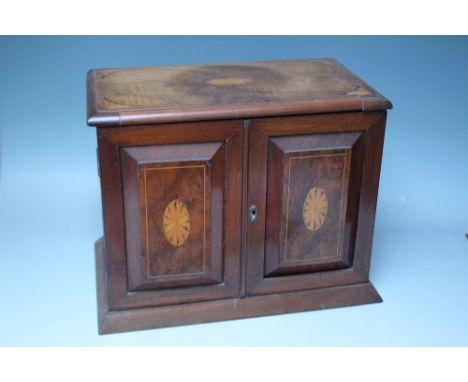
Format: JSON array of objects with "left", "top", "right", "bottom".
[{"left": 87, "top": 59, "right": 392, "bottom": 334}]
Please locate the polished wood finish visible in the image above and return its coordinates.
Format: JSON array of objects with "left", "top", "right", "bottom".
[
  {"left": 88, "top": 59, "right": 391, "bottom": 334},
  {"left": 88, "top": 59, "right": 391, "bottom": 127},
  {"left": 264, "top": 130, "right": 365, "bottom": 277},
  {"left": 95, "top": 238, "right": 382, "bottom": 334},
  {"left": 97, "top": 120, "right": 243, "bottom": 311},
  {"left": 121, "top": 142, "right": 224, "bottom": 291},
  {"left": 246, "top": 111, "right": 386, "bottom": 296}
]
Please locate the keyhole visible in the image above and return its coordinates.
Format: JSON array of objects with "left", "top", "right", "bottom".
[{"left": 249, "top": 205, "right": 258, "bottom": 222}]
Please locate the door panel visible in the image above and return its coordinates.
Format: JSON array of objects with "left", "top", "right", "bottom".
[
  {"left": 122, "top": 142, "right": 223, "bottom": 291},
  {"left": 246, "top": 112, "right": 386, "bottom": 296},
  {"left": 98, "top": 120, "right": 243, "bottom": 310},
  {"left": 264, "top": 132, "right": 364, "bottom": 276}
]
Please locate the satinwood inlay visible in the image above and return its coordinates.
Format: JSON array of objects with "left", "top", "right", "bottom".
[
  {"left": 163, "top": 199, "right": 191, "bottom": 247},
  {"left": 303, "top": 187, "right": 328, "bottom": 231}
]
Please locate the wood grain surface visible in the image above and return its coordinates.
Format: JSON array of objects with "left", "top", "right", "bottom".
[
  {"left": 95, "top": 237, "right": 383, "bottom": 334},
  {"left": 87, "top": 59, "right": 392, "bottom": 126},
  {"left": 263, "top": 131, "right": 365, "bottom": 277},
  {"left": 121, "top": 142, "right": 224, "bottom": 291},
  {"left": 246, "top": 111, "right": 384, "bottom": 296},
  {"left": 98, "top": 120, "right": 244, "bottom": 310},
  {"left": 90, "top": 59, "right": 391, "bottom": 334}
]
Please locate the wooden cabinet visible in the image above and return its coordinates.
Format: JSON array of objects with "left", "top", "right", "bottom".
[{"left": 87, "top": 59, "right": 392, "bottom": 334}]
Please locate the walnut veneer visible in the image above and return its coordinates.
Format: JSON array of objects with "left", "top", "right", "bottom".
[{"left": 87, "top": 58, "right": 392, "bottom": 334}]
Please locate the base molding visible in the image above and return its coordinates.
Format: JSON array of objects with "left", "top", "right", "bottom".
[{"left": 95, "top": 238, "right": 382, "bottom": 335}]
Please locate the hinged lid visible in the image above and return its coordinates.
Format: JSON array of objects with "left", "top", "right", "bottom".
[{"left": 87, "top": 58, "right": 392, "bottom": 127}]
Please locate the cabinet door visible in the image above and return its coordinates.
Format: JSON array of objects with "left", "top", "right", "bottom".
[
  {"left": 246, "top": 112, "right": 386, "bottom": 296},
  {"left": 98, "top": 120, "right": 243, "bottom": 311}
]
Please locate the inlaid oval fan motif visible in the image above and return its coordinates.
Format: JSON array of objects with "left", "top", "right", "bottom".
[
  {"left": 303, "top": 187, "right": 328, "bottom": 231},
  {"left": 163, "top": 199, "right": 191, "bottom": 247}
]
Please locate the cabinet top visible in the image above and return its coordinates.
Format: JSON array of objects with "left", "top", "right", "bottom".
[{"left": 87, "top": 58, "right": 392, "bottom": 127}]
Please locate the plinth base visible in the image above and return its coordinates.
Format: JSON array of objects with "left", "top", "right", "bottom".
[{"left": 95, "top": 238, "right": 382, "bottom": 335}]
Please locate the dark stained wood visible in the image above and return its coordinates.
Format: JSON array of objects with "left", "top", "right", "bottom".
[
  {"left": 239, "top": 120, "right": 251, "bottom": 299},
  {"left": 98, "top": 120, "right": 244, "bottom": 310},
  {"left": 121, "top": 142, "right": 224, "bottom": 291},
  {"left": 89, "top": 59, "right": 390, "bottom": 334},
  {"left": 246, "top": 111, "right": 385, "bottom": 296},
  {"left": 351, "top": 112, "right": 388, "bottom": 279},
  {"left": 264, "top": 131, "right": 365, "bottom": 277},
  {"left": 87, "top": 59, "right": 392, "bottom": 127},
  {"left": 95, "top": 237, "right": 382, "bottom": 334}
]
